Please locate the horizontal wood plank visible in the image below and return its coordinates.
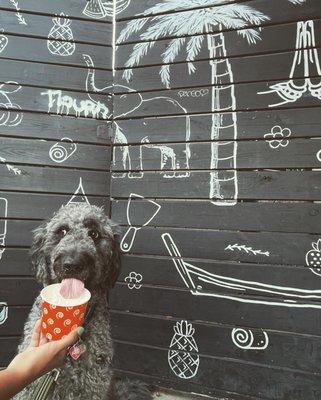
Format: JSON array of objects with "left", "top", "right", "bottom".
[
  {"left": 0, "top": 278, "right": 40, "bottom": 305},
  {"left": 115, "top": 18, "right": 321, "bottom": 67},
  {"left": 111, "top": 138, "right": 321, "bottom": 171},
  {"left": 110, "top": 284, "right": 321, "bottom": 336},
  {"left": 0, "top": 82, "right": 112, "bottom": 120},
  {"left": 115, "top": 48, "right": 321, "bottom": 92},
  {"left": 113, "top": 225, "right": 319, "bottom": 266},
  {"left": 0, "top": 191, "right": 109, "bottom": 219},
  {"left": 0, "top": 9, "right": 112, "bottom": 45},
  {"left": 0, "top": 165, "right": 109, "bottom": 195},
  {"left": 111, "top": 199, "right": 321, "bottom": 234},
  {"left": 0, "top": 137, "right": 110, "bottom": 170},
  {"left": 1, "top": 1, "right": 113, "bottom": 21},
  {"left": 111, "top": 170, "right": 321, "bottom": 201},
  {"left": 116, "top": 0, "right": 321, "bottom": 42},
  {"left": 0, "top": 35, "right": 112, "bottom": 69},
  {"left": 113, "top": 341, "right": 321, "bottom": 400},
  {"left": 112, "top": 107, "right": 321, "bottom": 144},
  {"left": 117, "top": 254, "right": 321, "bottom": 291},
  {"left": 0, "top": 338, "right": 20, "bottom": 366},
  {"left": 111, "top": 311, "right": 321, "bottom": 374},
  {"left": 114, "top": 78, "right": 321, "bottom": 118},
  {"left": 0, "top": 58, "right": 112, "bottom": 93},
  {"left": 0, "top": 112, "right": 111, "bottom": 144}
]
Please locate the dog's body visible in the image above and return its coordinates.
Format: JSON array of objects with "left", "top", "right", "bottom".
[{"left": 13, "top": 203, "right": 152, "bottom": 400}]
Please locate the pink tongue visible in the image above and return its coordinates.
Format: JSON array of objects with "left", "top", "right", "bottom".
[{"left": 59, "top": 278, "right": 85, "bottom": 299}]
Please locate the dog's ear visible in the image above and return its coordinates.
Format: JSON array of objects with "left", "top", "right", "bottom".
[
  {"left": 103, "top": 219, "right": 121, "bottom": 290},
  {"left": 107, "top": 232, "right": 121, "bottom": 289},
  {"left": 30, "top": 222, "right": 50, "bottom": 285}
]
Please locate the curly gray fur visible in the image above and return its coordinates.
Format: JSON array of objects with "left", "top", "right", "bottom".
[{"left": 13, "top": 203, "right": 152, "bottom": 400}]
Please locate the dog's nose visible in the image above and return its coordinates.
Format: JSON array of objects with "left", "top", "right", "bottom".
[{"left": 63, "top": 262, "right": 82, "bottom": 272}]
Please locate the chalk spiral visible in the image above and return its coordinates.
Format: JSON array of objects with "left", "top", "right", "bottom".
[
  {"left": 231, "top": 328, "right": 254, "bottom": 349},
  {"left": 49, "top": 138, "right": 77, "bottom": 163}
]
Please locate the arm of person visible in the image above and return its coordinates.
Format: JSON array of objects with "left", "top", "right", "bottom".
[{"left": 0, "top": 320, "right": 82, "bottom": 400}]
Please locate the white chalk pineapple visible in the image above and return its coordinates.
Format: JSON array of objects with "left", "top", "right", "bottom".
[
  {"left": 47, "top": 13, "right": 75, "bottom": 57},
  {"left": 306, "top": 239, "right": 321, "bottom": 275},
  {"left": 168, "top": 320, "right": 199, "bottom": 379}
]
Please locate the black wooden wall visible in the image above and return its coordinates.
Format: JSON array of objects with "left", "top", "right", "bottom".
[
  {"left": 110, "top": 1, "right": 321, "bottom": 399},
  {"left": 2, "top": 1, "right": 321, "bottom": 399},
  {"left": 0, "top": 0, "right": 112, "bottom": 367}
]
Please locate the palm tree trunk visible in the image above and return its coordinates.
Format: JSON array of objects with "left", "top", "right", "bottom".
[{"left": 206, "top": 29, "right": 238, "bottom": 206}]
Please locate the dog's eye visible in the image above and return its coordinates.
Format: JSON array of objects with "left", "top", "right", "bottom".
[
  {"left": 56, "top": 227, "right": 69, "bottom": 237},
  {"left": 88, "top": 229, "right": 100, "bottom": 240}
]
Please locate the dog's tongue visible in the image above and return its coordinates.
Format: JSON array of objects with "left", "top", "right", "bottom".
[{"left": 59, "top": 278, "right": 85, "bottom": 299}]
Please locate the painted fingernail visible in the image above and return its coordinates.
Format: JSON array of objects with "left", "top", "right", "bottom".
[{"left": 76, "top": 327, "right": 84, "bottom": 337}]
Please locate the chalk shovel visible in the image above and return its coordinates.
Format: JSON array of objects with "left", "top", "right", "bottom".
[{"left": 121, "top": 194, "right": 161, "bottom": 252}]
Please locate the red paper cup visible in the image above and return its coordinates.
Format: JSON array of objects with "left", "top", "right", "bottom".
[{"left": 40, "top": 283, "right": 91, "bottom": 341}]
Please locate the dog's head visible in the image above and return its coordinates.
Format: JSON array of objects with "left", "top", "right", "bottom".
[{"left": 30, "top": 203, "right": 121, "bottom": 293}]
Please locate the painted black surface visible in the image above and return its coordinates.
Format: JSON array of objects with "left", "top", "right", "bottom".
[
  {"left": 115, "top": 18, "right": 321, "bottom": 67},
  {"left": 0, "top": 112, "right": 111, "bottom": 144},
  {"left": 113, "top": 107, "right": 321, "bottom": 144},
  {"left": 0, "top": 35, "right": 112, "bottom": 69}
]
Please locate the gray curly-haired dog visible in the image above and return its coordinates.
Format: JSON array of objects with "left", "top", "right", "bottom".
[{"left": 13, "top": 203, "right": 153, "bottom": 400}]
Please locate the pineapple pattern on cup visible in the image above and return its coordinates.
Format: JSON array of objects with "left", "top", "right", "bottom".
[
  {"left": 47, "top": 13, "right": 75, "bottom": 57},
  {"left": 168, "top": 320, "right": 200, "bottom": 380},
  {"left": 305, "top": 239, "right": 321, "bottom": 276}
]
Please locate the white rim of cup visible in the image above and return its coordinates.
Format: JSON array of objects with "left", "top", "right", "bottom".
[{"left": 40, "top": 283, "right": 91, "bottom": 307}]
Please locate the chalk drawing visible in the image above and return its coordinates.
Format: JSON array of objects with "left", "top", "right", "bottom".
[
  {"left": 0, "top": 302, "right": 8, "bottom": 325},
  {"left": 0, "top": 156, "right": 22, "bottom": 175},
  {"left": 264, "top": 125, "right": 291, "bottom": 149},
  {"left": 258, "top": 20, "right": 321, "bottom": 107},
  {"left": 225, "top": 244, "right": 270, "bottom": 257},
  {"left": 0, "top": 81, "right": 23, "bottom": 127},
  {"left": 317, "top": 149, "right": 321, "bottom": 163},
  {"left": 168, "top": 320, "right": 199, "bottom": 379},
  {"left": 0, "top": 30, "right": 8, "bottom": 53},
  {"left": 9, "top": 0, "right": 27, "bottom": 25},
  {"left": 41, "top": 89, "right": 110, "bottom": 119},
  {"left": 83, "top": 0, "right": 131, "bottom": 19},
  {"left": 231, "top": 328, "right": 269, "bottom": 350},
  {"left": 178, "top": 89, "right": 209, "bottom": 98},
  {"left": 0, "top": 198, "right": 7, "bottom": 261},
  {"left": 82, "top": 54, "right": 191, "bottom": 178},
  {"left": 118, "top": 0, "right": 305, "bottom": 205},
  {"left": 305, "top": 239, "right": 321, "bottom": 276},
  {"left": 49, "top": 138, "right": 77, "bottom": 164},
  {"left": 117, "top": 2, "right": 270, "bottom": 206},
  {"left": 120, "top": 193, "right": 161, "bottom": 252},
  {"left": 140, "top": 136, "right": 188, "bottom": 178},
  {"left": 67, "top": 177, "right": 90, "bottom": 205},
  {"left": 47, "top": 13, "right": 75, "bottom": 57},
  {"left": 125, "top": 271, "right": 143, "bottom": 289},
  {"left": 162, "top": 233, "right": 321, "bottom": 309}
]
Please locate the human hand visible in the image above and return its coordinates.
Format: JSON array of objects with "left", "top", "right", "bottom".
[{"left": 7, "top": 319, "right": 82, "bottom": 383}]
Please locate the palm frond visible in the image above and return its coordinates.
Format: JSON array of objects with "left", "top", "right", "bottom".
[
  {"left": 117, "top": 17, "right": 149, "bottom": 43},
  {"left": 142, "top": 0, "right": 201, "bottom": 15},
  {"left": 140, "top": 16, "right": 178, "bottom": 40},
  {"left": 160, "top": 65, "right": 171, "bottom": 88},
  {"left": 186, "top": 35, "right": 204, "bottom": 61},
  {"left": 124, "top": 41, "right": 156, "bottom": 68},
  {"left": 216, "top": 4, "right": 270, "bottom": 26},
  {"left": 187, "top": 62, "right": 197, "bottom": 74},
  {"left": 122, "top": 68, "right": 133, "bottom": 82},
  {"left": 159, "top": 37, "right": 185, "bottom": 86},
  {"left": 237, "top": 28, "right": 262, "bottom": 44},
  {"left": 140, "top": 10, "right": 205, "bottom": 40},
  {"left": 205, "top": 13, "right": 248, "bottom": 30},
  {"left": 162, "top": 37, "right": 186, "bottom": 63}
]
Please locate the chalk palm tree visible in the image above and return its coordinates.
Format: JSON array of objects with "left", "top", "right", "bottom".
[{"left": 118, "top": 0, "right": 305, "bottom": 205}]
